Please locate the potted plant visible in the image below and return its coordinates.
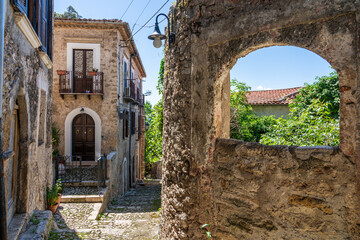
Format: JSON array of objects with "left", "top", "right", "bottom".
[
  {"left": 56, "top": 70, "right": 67, "bottom": 75},
  {"left": 89, "top": 68, "right": 98, "bottom": 76},
  {"left": 55, "top": 179, "right": 64, "bottom": 205},
  {"left": 46, "top": 186, "right": 59, "bottom": 214}
]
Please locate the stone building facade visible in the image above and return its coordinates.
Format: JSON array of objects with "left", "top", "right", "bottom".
[
  {"left": 161, "top": 0, "right": 360, "bottom": 239},
  {"left": 1, "top": 0, "right": 54, "bottom": 238},
  {"left": 52, "top": 18, "right": 146, "bottom": 198}
]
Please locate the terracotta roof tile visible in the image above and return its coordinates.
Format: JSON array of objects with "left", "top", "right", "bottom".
[
  {"left": 246, "top": 87, "right": 302, "bottom": 105},
  {"left": 54, "top": 18, "right": 123, "bottom": 23}
]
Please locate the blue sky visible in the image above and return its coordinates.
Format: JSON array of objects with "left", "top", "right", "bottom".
[
  {"left": 54, "top": 1, "right": 333, "bottom": 105},
  {"left": 231, "top": 46, "right": 333, "bottom": 91}
]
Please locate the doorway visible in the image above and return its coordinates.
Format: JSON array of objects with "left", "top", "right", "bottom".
[{"left": 72, "top": 113, "right": 95, "bottom": 161}]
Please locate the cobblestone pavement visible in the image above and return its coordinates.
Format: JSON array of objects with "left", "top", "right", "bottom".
[{"left": 49, "top": 181, "right": 161, "bottom": 240}]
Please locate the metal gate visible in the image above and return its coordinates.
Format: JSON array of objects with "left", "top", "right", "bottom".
[{"left": 55, "top": 154, "right": 107, "bottom": 187}]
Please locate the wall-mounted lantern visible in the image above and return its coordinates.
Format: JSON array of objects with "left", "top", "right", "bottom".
[{"left": 148, "top": 13, "right": 175, "bottom": 48}]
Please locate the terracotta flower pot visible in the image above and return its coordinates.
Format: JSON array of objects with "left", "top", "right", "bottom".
[
  {"left": 47, "top": 203, "right": 58, "bottom": 214},
  {"left": 89, "top": 71, "right": 98, "bottom": 76},
  {"left": 56, "top": 70, "right": 67, "bottom": 75}
]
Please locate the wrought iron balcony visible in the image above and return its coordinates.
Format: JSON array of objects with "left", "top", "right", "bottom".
[
  {"left": 57, "top": 70, "right": 104, "bottom": 99},
  {"left": 123, "top": 79, "right": 136, "bottom": 102},
  {"left": 137, "top": 92, "right": 145, "bottom": 106}
]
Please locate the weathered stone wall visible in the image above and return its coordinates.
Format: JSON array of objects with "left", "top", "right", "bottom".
[
  {"left": 212, "top": 139, "right": 356, "bottom": 239},
  {"left": 162, "top": 0, "right": 360, "bottom": 239},
  {"left": 2, "top": 0, "right": 53, "bottom": 224}
]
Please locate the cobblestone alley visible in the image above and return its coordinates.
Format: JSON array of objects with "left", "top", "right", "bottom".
[{"left": 49, "top": 180, "right": 161, "bottom": 240}]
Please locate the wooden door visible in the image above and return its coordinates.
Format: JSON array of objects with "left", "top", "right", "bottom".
[
  {"left": 6, "top": 105, "right": 19, "bottom": 223},
  {"left": 72, "top": 114, "right": 95, "bottom": 161},
  {"left": 73, "top": 49, "right": 93, "bottom": 93}
]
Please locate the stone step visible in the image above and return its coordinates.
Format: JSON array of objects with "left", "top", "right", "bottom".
[
  {"left": 8, "top": 213, "right": 27, "bottom": 240},
  {"left": 18, "top": 210, "right": 55, "bottom": 240},
  {"left": 61, "top": 194, "right": 104, "bottom": 203},
  {"left": 63, "top": 180, "right": 109, "bottom": 187}
]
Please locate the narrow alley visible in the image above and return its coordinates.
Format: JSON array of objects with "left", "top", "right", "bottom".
[{"left": 49, "top": 180, "right": 161, "bottom": 240}]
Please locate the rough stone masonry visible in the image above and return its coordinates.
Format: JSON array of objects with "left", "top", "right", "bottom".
[{"left": 161, "top": 0, "right": 360, "bottom": 239}]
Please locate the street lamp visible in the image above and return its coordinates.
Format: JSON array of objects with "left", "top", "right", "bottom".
[{"left": 148, "top": 13, "right": 175, "bottom": 48}]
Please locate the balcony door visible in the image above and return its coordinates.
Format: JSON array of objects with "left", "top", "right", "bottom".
[
  {"left": 72, "top": 113, "right": 95, "bottom": 161},
  {"left": 73, "top": 49, "right": 93, "bottom": 93}
]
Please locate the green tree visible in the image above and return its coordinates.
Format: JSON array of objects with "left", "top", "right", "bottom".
[
  {"left": 260, "top": 100, "right": 339, "bottom": 146},
  {"left": 260, "top": 70, "right": 340, "bottom": 146},
  {"left": 291, "top": 70, "right": 339, "bottom": 118},
  {"left": 144, "top": 58, "right": 164, "bottom": 171},
  {"left": 230, "top": 79, "right": 276, "bottom": 142},
  {"left": 54, "top": 6, "right": 82, "bottom": 19}
]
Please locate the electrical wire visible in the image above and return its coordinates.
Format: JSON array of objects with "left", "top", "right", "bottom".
[
  {"left": 127, "top": 0, "right": 170, "bottom": 42},
  {"left": 133, "top": 18, "right": 166, "bottom": 29},
  {"left": 131, "top": 0, "right": 152, "bottom": 33},
  {"left": 120, "top": 0, "right": 135, "bottom": 20}
]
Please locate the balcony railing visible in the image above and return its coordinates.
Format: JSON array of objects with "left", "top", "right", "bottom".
[
  {"left": 136, "top": 88, "right": 143, "bottom": 105},
  {"left": 57, "top": 70, "right": 104, "bottom": 99},
  {"left": 137, "top": 92, "right": 144, "bottom": 106},
  {"left": 124, "top": 79, "right": 136, "bottom": 101}
]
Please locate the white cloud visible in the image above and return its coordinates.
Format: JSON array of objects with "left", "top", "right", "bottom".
[{"left": 256, "top": 85, "right": 272, "bottom": 90}]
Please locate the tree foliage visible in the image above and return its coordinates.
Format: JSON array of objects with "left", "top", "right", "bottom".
[
  {"left": 230, "top": 79, "right": 276, "bottom": 142},
  {"left": 230, "top": 70, "right": 340, "bottom": 147},
  {"left": 260, "top": 100, "right": 339, "bottom": 146},
  {"left": 290, "top": 70, "right": 339, "bottom": 118},
  {"left": 144, "top": 58, "right": 164, "bottom": 169},
  {"left": 54, "top": 6, "right": 82, "bottom": 19},
  {"left": 259, "top": 70, "right": 339, "bottom": 146}
]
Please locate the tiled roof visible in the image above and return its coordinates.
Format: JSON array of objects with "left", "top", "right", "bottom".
[
  {"left": 246, "top": 87, "right": 302, "bottom": 105},
  {"left": 54, "top": 18, "right": 123, "bottom": 23}
]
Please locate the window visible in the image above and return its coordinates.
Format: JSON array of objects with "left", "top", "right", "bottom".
[
  {"left": 123, "top": 60, "right": 128, "bottom": 88},
  {"left": 73, "top": 49, "right": 94, "bottom": 93},
  {"left": 131, "top": 112, "right": 136, "bottom": 135},
  {"left": 122, "top": 110, "right": 129, "bottom": 139},
  {"left": 12, "top": 0, "right": 53, "bottom": 59},
  {"left": 137, "top": 113, "right": 141, "bottom": 140}
]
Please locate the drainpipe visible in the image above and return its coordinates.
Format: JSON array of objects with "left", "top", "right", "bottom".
[
  {"left": 128, "top": 102, "right": 132, "bottom": 188},
  {"left": 0, "top": 0, "right": 8, "bottom": 239},
  {"left": 128, "top": 54, "right": 134, "bottom": 188}
]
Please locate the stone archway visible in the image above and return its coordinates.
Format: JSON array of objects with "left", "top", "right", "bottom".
[
  {"left": 161, "top": 1, "right": 360, "bottom": 239},
  {"left": 64, "top": 107, "right": 102, "bottom": 160}
]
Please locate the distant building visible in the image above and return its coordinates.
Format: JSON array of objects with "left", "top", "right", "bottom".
[
  {"left": 246, "top": 87, "right": 302, "bottom": 118},
  {"left": 52, "top": 18, "right": 146, "bottom": 198}
]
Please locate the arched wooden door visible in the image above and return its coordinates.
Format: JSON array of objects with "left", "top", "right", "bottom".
[{"left": 72, "top": 113, "right": 95, "bottom": 161}]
